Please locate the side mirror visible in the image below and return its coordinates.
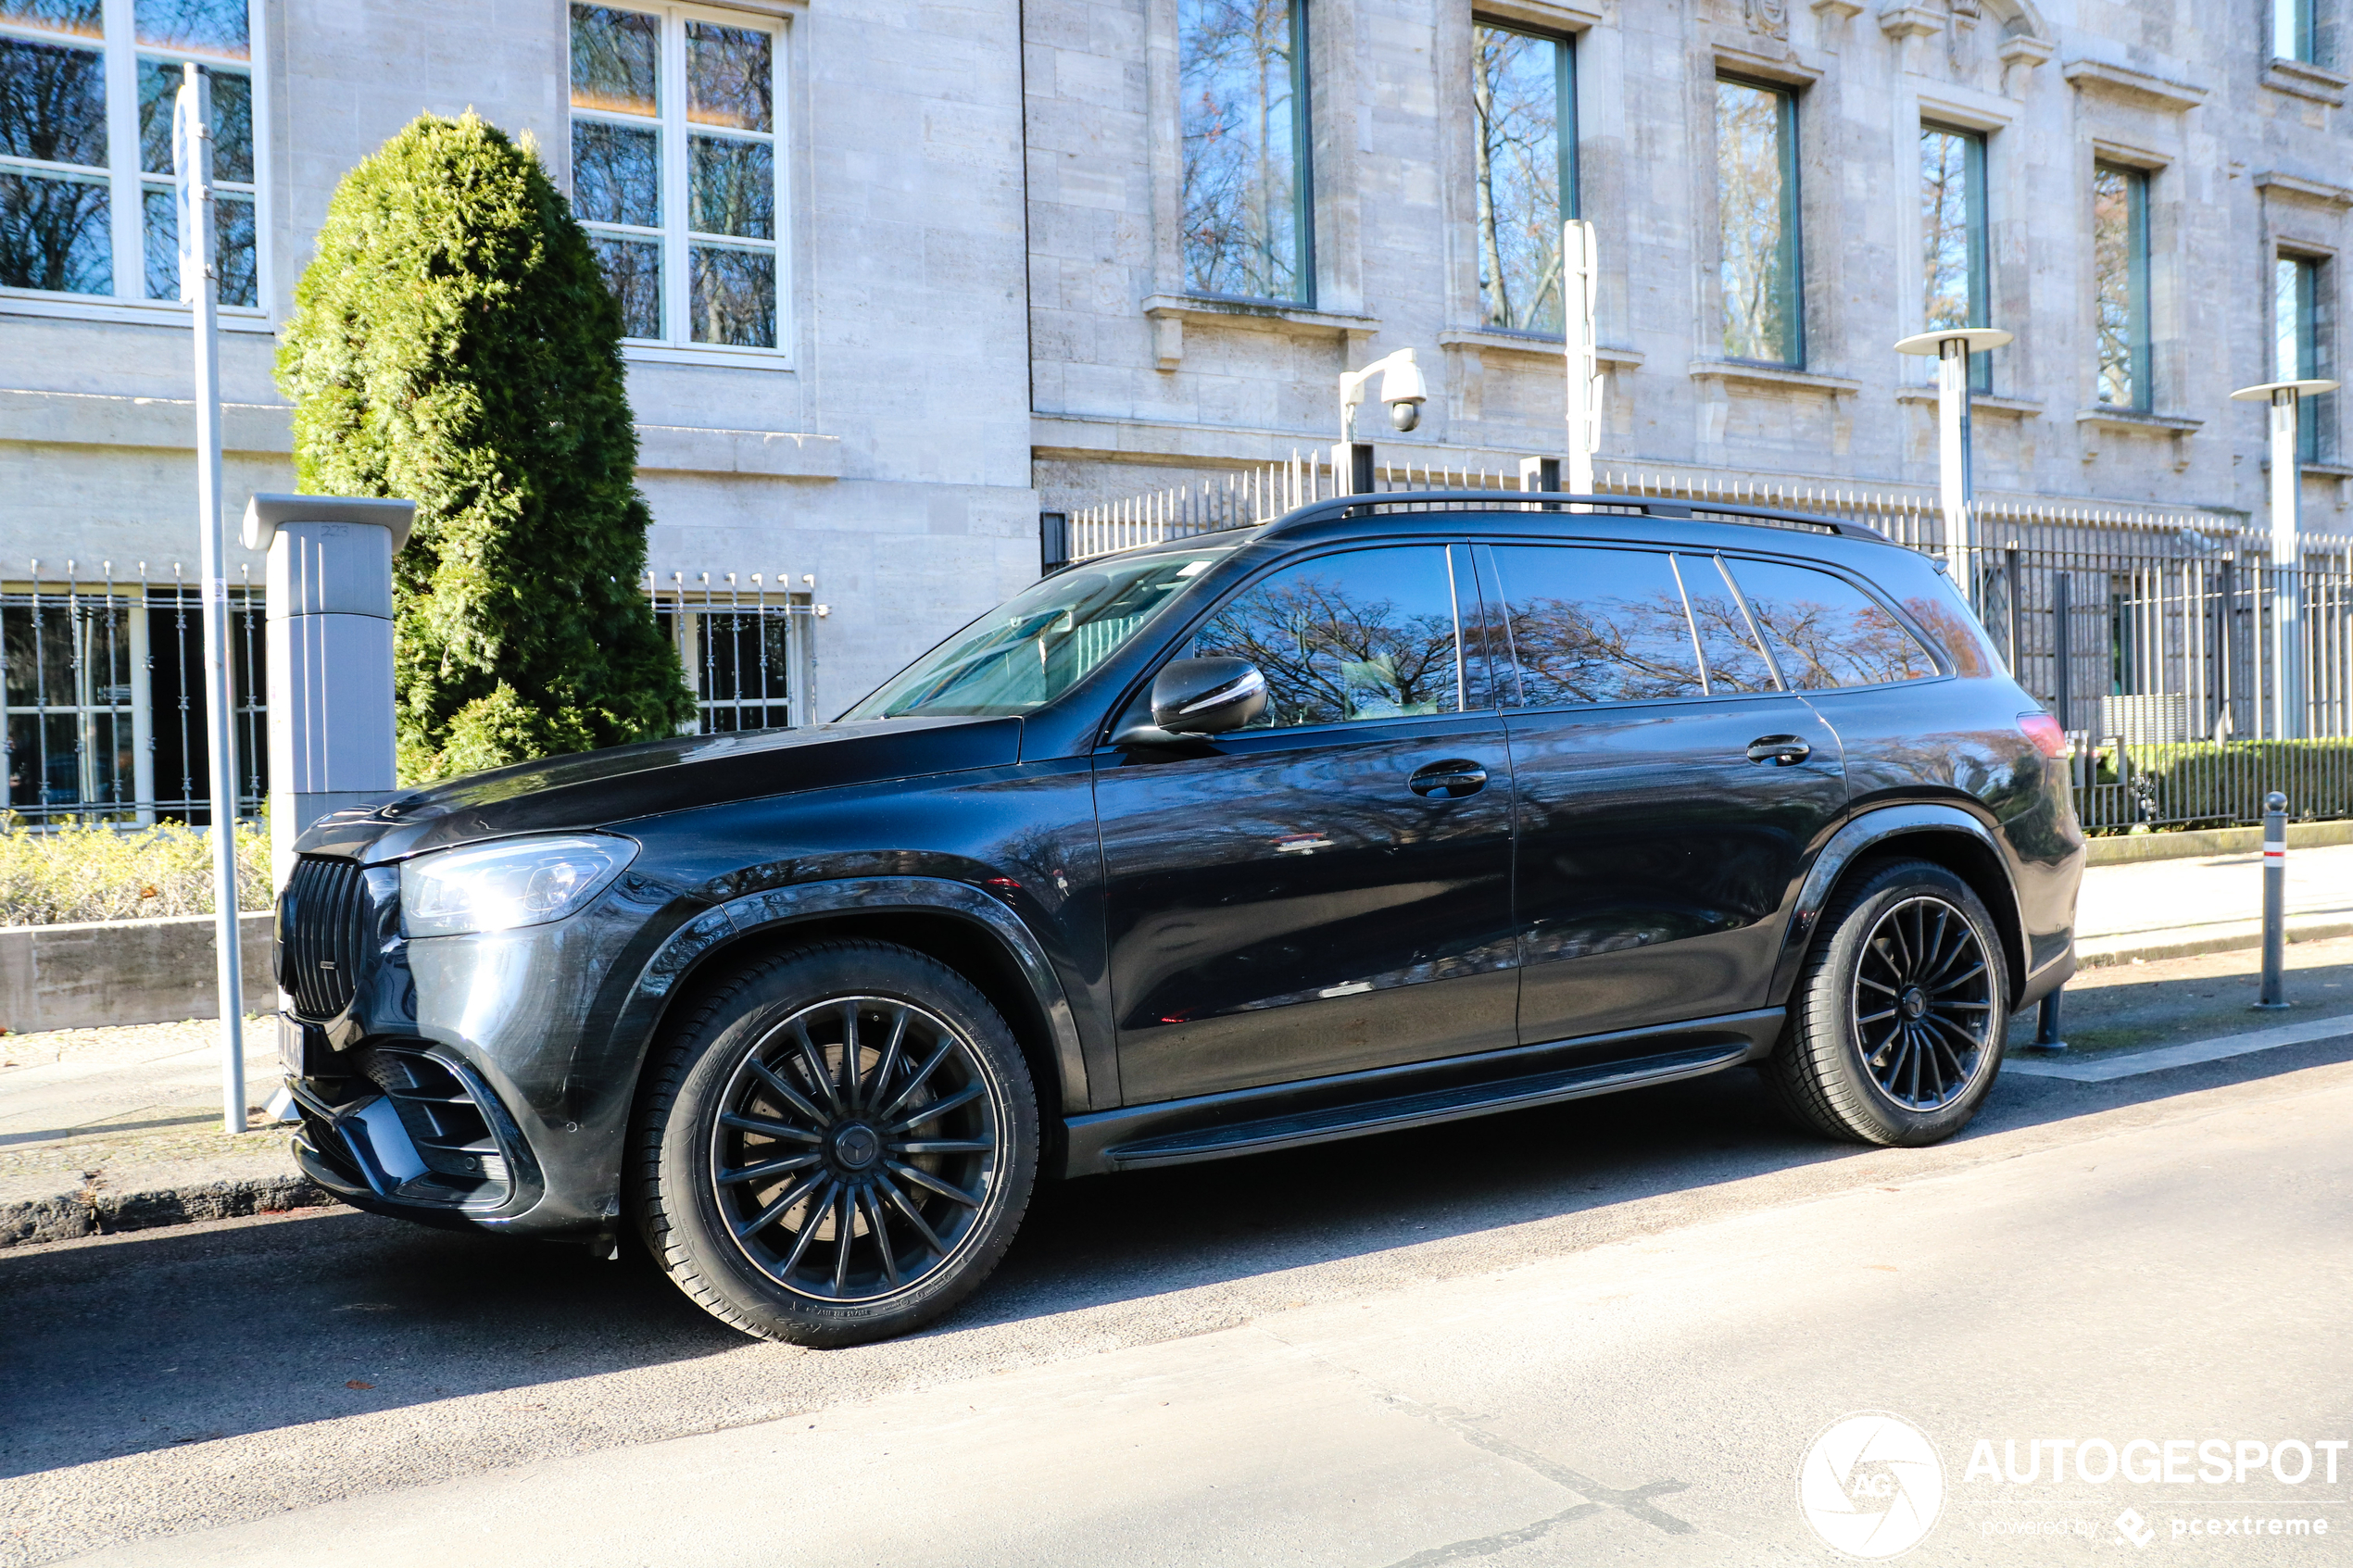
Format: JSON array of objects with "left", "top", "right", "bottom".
[{"left": 1151, "top": 658, "right": 1267, "bottom": 734}]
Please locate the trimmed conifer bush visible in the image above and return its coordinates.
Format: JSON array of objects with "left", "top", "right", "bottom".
[{"left": 276, "top": 111, "right": 694, "bottom": 782}]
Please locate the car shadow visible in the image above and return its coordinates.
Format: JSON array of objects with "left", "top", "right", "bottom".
[{"left": 4, "top": 1017, "right": 2347, "bottom": 1479}]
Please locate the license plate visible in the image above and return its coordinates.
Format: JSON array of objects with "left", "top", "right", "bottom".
[{"left": 278, "top": 1014, "right": 309, "bottom": 1080}]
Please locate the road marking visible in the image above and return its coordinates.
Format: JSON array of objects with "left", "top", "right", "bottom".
[{"left": 2007, "top": 1012, "right": 2353, "bottom": 1082}]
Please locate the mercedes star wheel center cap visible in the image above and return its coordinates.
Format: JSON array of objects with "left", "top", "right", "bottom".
[
  {"left": 1898, "top": 985, "right": 1929, "bottom": 1021},
  {"left": 834, "top": 1123, "right": 881, "bottom": 1170}
]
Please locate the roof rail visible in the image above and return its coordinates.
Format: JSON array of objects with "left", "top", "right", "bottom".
[{"left": 1258, "top": 490, "right": 1894, "bottom": 545}]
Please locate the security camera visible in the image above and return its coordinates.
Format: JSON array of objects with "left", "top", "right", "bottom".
[{"left": 1338, "top": 347, "right": 1430, "bottom": 442}]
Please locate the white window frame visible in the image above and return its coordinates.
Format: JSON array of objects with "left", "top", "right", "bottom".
[
  {"left": 0, "top": 0, "right": 271, "bottom": 330},
  {"left": 569, "top": 0, "right": 793, "bottom": 369}
]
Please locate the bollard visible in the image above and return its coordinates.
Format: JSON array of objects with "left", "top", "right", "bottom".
[
  {"left": 2256, "top": 791, "right": 2290, "bottom": 1010},
  {"left": 2026, "top": 988, "right": 2068, "bottom": 1052}
]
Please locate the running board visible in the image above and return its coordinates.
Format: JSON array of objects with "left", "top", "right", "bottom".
[{"left": 1101, "top": 1043, "right": 1753, "bottom": 1170}]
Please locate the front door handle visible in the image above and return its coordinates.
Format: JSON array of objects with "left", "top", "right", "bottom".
[
  {"left": 1746, "top": 735, "right": 1812, "bottom": 766},
  {"left": 1408, "top": 759, "right": 1490, "bottom": 798}
]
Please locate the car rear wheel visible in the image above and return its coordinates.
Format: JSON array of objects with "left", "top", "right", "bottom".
[
  {"left": 633, "top": 940, "right": 1038, "bottom": 1347},
  {"left": 1766, "top": 858, "right": 2007, "bottom": 1147}
]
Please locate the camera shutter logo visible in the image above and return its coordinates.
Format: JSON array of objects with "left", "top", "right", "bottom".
[{"left": 1797, "top": 1411, "right": 1945, "bottom": 1558}]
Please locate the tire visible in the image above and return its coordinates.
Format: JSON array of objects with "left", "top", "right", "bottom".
[
  {"left": 1765, "top": 858, "right": 2008, "bottom": 1148},
  {"left": 633, "top": 939, "right": 1038, "bottom": 1347}
]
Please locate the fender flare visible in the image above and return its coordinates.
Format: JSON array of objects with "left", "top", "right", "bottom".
[
  {"left": 618, "top": 875, "right": 1092, "bottom": 1114},
  {"left": 1770, "top": 804, "right": 2030, "bottom": 1005}
]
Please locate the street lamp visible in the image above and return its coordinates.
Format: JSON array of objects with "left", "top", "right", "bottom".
[
  {"left": 1335, "top": 347, "right": 1429, "bottom": 495},
  {"left": 173, "top": 63, "right": 247, "bottom": 1136},
  {"left": 1894, "top": 327, "right": 2013, "bottom": 605},
  {"left": 2229, "top": 375, "right": 2341, "bottom": 740}
]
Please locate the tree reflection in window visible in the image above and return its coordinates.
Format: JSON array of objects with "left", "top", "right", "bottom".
[
  {"left": 1472, "top": 22, "right": 1571, "bottom": 334},
  {"left": 1192, "top": 546, "right": 1463, "bottom": 727},
  {"left": 1491, "top": 546, "right": 1704, "bottom": 706},
  {"left": 1180, "top": 0, "right": 1308, "bottom": 303},
  {"left": 2092, "top": 163, "right": 2148, "bottom": 410},
  {"left": 1725, "top": 558, "right": 1936, "bottom": 689},
  {"left": 1717, "top": 77, "right": 1800, "bottom": 367}
]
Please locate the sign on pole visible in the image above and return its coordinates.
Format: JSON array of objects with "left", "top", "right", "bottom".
[
  {"left": 1561, "top": 220, "right": 1602, "bottom": 497},
  {"left": 175, "top": 64, "right": 247, "bottom": 1136}
]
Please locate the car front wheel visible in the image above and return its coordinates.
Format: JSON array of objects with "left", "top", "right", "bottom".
[
  {"left": 634, "top": 940, "right": 1038, "bottom": 1347},
  {"left": 1766, "top": 858, "right": 2008, "bottom": 1147}
]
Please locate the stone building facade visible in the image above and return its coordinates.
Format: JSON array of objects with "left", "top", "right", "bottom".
[
  {"left": 1030, "top": 0, "right": 2353, "bottom": 532},
  {"left": 1, "top": 0, "right": 2348, "bottom": 757}
]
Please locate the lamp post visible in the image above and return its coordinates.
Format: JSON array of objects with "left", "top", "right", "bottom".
[
  {"left": 1335, "top": 347, "right": 1429, "bottom": 495},
  {"left": 1894, "top": 327, "right": 2013, "bottom": 607},
  {"left": 174, "top": 64, "right": 246, "bottom": 1136},
  {"left": 2228, "top": 376, "right": 2340, "bottom": 740},
  {"left": 1561, "top": 220, "right": 1602, "bottom": 498}
]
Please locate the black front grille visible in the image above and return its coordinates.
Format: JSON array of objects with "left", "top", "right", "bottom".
[{"left": 280, "top": 856, "right": 368, "bottom": 1019}]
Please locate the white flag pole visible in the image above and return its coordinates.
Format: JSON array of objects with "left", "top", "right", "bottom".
[
  {"left": 176, "top": 64, "right": 246, "bottom": 1135},
  {"left": 1561, "top": 220, "right": 1602, "bottom": 499}
]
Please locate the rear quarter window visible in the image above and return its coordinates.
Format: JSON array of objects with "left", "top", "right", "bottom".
[{"left": 1723, "top": 558, "right": 1939, "bottom": 690}]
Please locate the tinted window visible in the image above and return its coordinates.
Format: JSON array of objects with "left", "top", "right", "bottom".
[
  {"left": 1675, "top": 554, "right": 1778, "bottom": 694},
  {"left": 1491, "top": 546, "right": 1705, "bottom": 706},
  {"left": 1192, "top": 546, "right": 1463, "bottom": 728},
  {"left": 1725, "top": 558, "right": 1938, "bottom": 689}
]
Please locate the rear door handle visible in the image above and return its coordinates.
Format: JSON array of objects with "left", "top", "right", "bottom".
[
  {"left": 1408, "top": 759, "right": 1490, "bottom": 798},
  {"left": 1745, "top": 735, "right": 1812, "bottom": 766}
]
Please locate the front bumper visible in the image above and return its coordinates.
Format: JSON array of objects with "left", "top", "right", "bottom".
[
  {"left": 285, "top": 1035, "right": 546, "bottom": 1230},
  {"left": 274, "top": 849, "right": 695, "bottom": 1241}
]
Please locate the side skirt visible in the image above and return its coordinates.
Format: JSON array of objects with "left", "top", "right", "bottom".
[{"left": 1063, "top": 1007, "right": 1783, "bottom": 1174}]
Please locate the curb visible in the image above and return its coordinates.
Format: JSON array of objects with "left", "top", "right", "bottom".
[
  {"left": 2075, "top": 919, "right": 2353, "bottom": 970},
  {"left": 0, "top": 1173, "right": 333, "bottom": 1249},
  {"left": 2084, "top": 822, "right": 2353, "bottom": 866}
]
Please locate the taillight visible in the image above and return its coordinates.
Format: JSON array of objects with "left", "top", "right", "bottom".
[{"left": 2019, "top": 712, "right": 2069, "bottom": 759}]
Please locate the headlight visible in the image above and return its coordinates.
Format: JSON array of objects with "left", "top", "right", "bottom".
[{"left": 399, "top": 834, "right": 639, "bottom": 938}]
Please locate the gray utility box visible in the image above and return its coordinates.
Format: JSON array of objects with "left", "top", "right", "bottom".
[{"left": 240, "top": 494, "right": 417, "bottom": 889}]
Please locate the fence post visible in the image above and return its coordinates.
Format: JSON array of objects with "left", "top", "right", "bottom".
[{"left": 2258, "top": 790, "right": 2289, "bottom": 1010}]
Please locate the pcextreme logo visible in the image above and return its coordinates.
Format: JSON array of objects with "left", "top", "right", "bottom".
[{"left": 1798, "top": 1411, "right": 1945, "bottom": 1559}]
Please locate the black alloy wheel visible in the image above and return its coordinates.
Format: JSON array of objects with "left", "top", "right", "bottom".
[
  {"left": 711, "top": 996, "right": 1000, "bottom": 1302},
  {"left": 1851, "top": 896, "right": 1995, "bottom": 1113},
  {"left": 1766, "top": 858, "right": 2008, "bottom": 1148},
  {"left": 635, "top": 940, "right": 1038, "bottom": 1347}
]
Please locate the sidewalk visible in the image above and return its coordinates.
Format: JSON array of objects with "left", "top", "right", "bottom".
[
  {"left": 2, "top": 843, "right": 2346, "bottom": 1248},
  {"left": 0, "top": 1018, "right": 321, "bottom": 1246},
  {"left": 2074, "top": 841, "right": 2353, "bottom": 967}
]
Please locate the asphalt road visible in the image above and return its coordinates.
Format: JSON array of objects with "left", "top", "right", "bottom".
[{"left": 6, "top": 978, "right": 2353, "bottom": 1566}]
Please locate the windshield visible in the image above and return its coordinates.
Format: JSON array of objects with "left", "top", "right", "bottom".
[{"left": 844, "top": 547, "right": 1234, "bottom": 720}]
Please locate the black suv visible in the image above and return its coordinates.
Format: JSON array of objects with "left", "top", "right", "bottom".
[{"left": 277, "top": 494, "right": 2083, "bottom": 1345}]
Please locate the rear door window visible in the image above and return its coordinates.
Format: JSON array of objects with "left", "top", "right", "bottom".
[
  {"left": 1487, "top": 546, "right": 1705, "bottom": 706},
  {"left": 1723, "top": 558, "right": 1939, "bottom": 689},
  {"left": 1189, "top": 545, "right": 1466, "bottom": 728}
]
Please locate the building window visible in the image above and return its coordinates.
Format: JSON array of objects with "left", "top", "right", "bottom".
[
  {"left": 2274, "top": 0, "right": 2318, "bottom": 62},
  {"left": 1471, "top": 20, "right": 1573, "bottom": 335},
  {"left": 2277, "top": 253, "right": 2333, "bottom": 463},
  {"left": 0, "top": 0, "right": 258, "bottom": 309},
  {"left": 1717, "top": 76, "right": 1800, "bottom": 368},
  {"left": 570, "top": 2, "right": 784, "bottom": 351},
  {"left": 1179, "top": 0, "right": 1311, "bottom": 305},
  {"left": 2091, "top": 163, "right": 2150, "bottom": 410},
  {"left": 1920, "top": 123, "right": 1990, "bottom": 393}
]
